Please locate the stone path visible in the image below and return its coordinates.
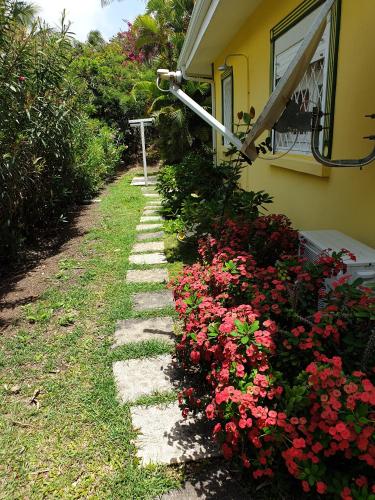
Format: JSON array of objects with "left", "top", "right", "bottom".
[
  {"left": 136, "top": 231, "right": 165, "bottom": 241},
  {"left": 146, "top": 200, "right": 162, "bottom": 205},
  {"left": 132, "top": 241, "right": 164, "bottom": 253},
  {"left": 140, "top": 215, "right": 163, "bottom": 222},
  {"left": 131, "top": 402, "right": 219, "bottom": 465},
  {"left": 113, "top": 355, "right": 178, "bottom": 402},
  {"left": 144, "top": 208, "right": 160, "bottom": 216},
  {"left": 132, "top": 290, "right": 174, "bottom": 311},
  {"left": 112, "top": 317, "right": 174, "bottom": 347},
  {"left": 110, "top": 176, "right": 237, "bottom": 498},
  {"left": 129, "top": 253, "right": 167, "bottom": 265},
  {"left": 126, "top": 269, "right": 168, "bottom": 283},
  {"left": 144, "top": 193, "right": 160, "bottom": 198},
  {"left": 136, "top": 223, "right": 163, "bottom": 232},
  {"left": 159, "top": 464, "right": 247, "bottom": 499}
]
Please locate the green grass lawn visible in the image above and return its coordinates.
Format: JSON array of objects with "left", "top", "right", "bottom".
[{"left": 0, "top": 172, "right": 184, "bottom": 499}]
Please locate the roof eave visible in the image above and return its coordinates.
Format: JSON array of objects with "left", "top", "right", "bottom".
[
  {"left": 178, "top": 0, "right": 215, "bottom": 79},
  {"left": 178, "top": 0, "right": 262, "bottom": 79}
]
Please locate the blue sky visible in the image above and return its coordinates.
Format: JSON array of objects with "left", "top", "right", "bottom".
[{"left": 36, "top": 0, "right": 146, "bottom": 42}]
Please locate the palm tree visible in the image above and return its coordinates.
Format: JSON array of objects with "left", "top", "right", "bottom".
[
  {"left": 3, "top": 1, "right": 39, "bottom": 26},
  {"left": 101, "top": 0, "right": 194, "bottom": 66},
  {"left": 87, "top": 30, "right": 105, "bottom": 48}
]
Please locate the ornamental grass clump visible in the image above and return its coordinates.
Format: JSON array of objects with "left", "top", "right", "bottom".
[{"left": 172, "top": 215, "right": 375, "bottom": 499}]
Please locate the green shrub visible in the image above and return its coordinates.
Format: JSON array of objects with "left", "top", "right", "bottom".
[
  {"left": 156, "top": 150, "right": 232, "bottom": 216},
  {"left": 0, "top": 3, "right": 123, "bottom": 263},
  {"left": 156, "top": 152, "right": 273, "bottom": 236},
  {"left": 72, "top": 119, "right": 125, "bottom": 198}
]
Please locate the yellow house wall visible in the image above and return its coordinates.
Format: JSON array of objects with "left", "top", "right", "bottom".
[{"left": 214, "top": 0, "right": 375, "bottom": 247}]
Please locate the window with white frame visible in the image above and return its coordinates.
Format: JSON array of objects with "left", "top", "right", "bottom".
[
  {"left": 271, "top": 2, "right": 338, "bottom": 156},
  {"left": 222, "top": 71, "right": 233, "bottom": 146}
]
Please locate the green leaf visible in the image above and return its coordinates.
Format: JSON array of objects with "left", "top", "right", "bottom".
[
  {"left": 249, "top": 320, "right": 260, "bottom": 334},
  {"left": 208, "top": 330, "right": 218, "bottom": 338},
  {"left": 243, "top": 112, "right": 251, "bottom": 125}
]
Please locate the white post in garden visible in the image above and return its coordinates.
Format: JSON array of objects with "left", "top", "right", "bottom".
[{"left": 129, "top": 118, "right": 154, "bottom": 187}]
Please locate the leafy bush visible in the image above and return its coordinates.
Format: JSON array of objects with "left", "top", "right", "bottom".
[
  {"left": 156, "top": 152, "right": 273, "bottom": 235},
  {"left": 72, "top": 118, "right": 124, "bottom": 198},
  {"left": 72, "top": 41, "right": 151, "bottom": 160},
  {"left": 0, "top": 3, "right": 123, "bottom": 262},
  {"left": 156, "top": 151, "right": 215, "bottom": 215},
  {"left": 172, "top": 217, "right": 375, "bottom": 498}
]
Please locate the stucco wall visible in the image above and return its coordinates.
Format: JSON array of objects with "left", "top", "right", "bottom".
[{"left": 213, "top": 0, "right": 375, "bottom": 247}]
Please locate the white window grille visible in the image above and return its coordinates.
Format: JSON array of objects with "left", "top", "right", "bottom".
[
  {"left": 272, "top": 5, "right": 331, "bottom": 155},
  {"left": 222, "top": 73, "right": 233, "bottom": 146}
]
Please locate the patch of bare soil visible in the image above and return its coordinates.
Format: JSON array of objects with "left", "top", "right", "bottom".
[{"left": 0, "top": 164, "right": 158, "bottom": 331}]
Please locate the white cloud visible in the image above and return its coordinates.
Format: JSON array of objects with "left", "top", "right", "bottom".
[{"left": 35, "top": 0, "right": 112, "bottom": 41}]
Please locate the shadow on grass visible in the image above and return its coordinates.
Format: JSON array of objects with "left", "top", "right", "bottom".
[{"left": 164, "top": 234, "right": 198, "bottom": 266}]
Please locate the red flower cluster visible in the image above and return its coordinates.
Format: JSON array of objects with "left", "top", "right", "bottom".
[
  {"left": 172, "top": 216, "right": 375, "bottom": 497},
  {"left": 283, "top": 356, "right": 375, "bottom": 496}
]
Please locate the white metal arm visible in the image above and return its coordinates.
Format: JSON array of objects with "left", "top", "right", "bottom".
[{"left": 169, "top": 83, "right": 243, "bottom": 151}]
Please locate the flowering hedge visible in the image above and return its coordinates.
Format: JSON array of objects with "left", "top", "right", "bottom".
[{"left": 172, "top": 215, "right": 375, "bottom": 499}]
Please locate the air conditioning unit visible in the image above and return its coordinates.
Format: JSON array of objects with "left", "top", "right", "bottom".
[{"left": 299, "top": 229, "right": 375, "bottom": 289}]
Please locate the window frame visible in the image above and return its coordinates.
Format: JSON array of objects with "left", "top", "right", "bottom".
[
  {"left": 270, "top": 0, "right": 341, "bottom": 159},
  {"left": 221, "top": 67, "right": 234, "bottom": 146}
]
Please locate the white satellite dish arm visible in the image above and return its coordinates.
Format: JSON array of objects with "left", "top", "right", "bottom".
[
  {"left": 169, "top": 83, "right": 243, "bottom": 151},
  {"left": 156, "top": 69, "right": 242, "bottom": 151}
]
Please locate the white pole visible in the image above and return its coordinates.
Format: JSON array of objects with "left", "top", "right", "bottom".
[
  {"left": 140, "top": 121, "right": 148, "bottom": 186},
  {"left": 169, "top": 83, "right": 243, "bottom": 151}
]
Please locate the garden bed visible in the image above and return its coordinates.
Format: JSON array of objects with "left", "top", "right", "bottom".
[{"left": 170, "top": 216, "right": 375, "bottom": 499}]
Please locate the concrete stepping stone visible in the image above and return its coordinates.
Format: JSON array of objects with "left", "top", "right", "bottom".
[
  {"left": 144, "top": 193, "right": 160, "bottom": 198},
  {"left": 132, "top": 241, "right": 164, "bottom": 253},
  {"left": 130, "top": 402, "right": 219, "bottom": 465},
  {"left": 132, "top": 176, "right": 157, "bottom": 186},
  {"left": 136, "top": 223, "right": 163, "bottom": 232},
  {"left": 132, "top": 176, "right": 155, "bottom": 181},
  {"left": 140, "top": 215, "right": 163, "bottom": 223},
  {"left": 132, "top": 180, "right": 157, "bottom": 186},
  {"left": 132, "top": 290, "right": 174, "bottom": 311},
  {"left": 143, "top": 209, "right": 159, "bottom": 216},
  {"left": 159, "top": 464, "right": 246, "bottom": 500},
  {"left": 126, "top": 269, "right": 169, "bottom": 284},
  {"left": 146, "top": 200, "right": 162, "bottom": 206},
  {"left": 129, "top": 253, "right": 167, "bottom": 265},
  {"left": 113, "top": 354, "right": 178, "bottom": 403},
  {"left": 137, "top": 231, "right": 164, "bottom": 241},
  {"left": 112, "top": 317, "right": 174, "bottom": 347}
]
